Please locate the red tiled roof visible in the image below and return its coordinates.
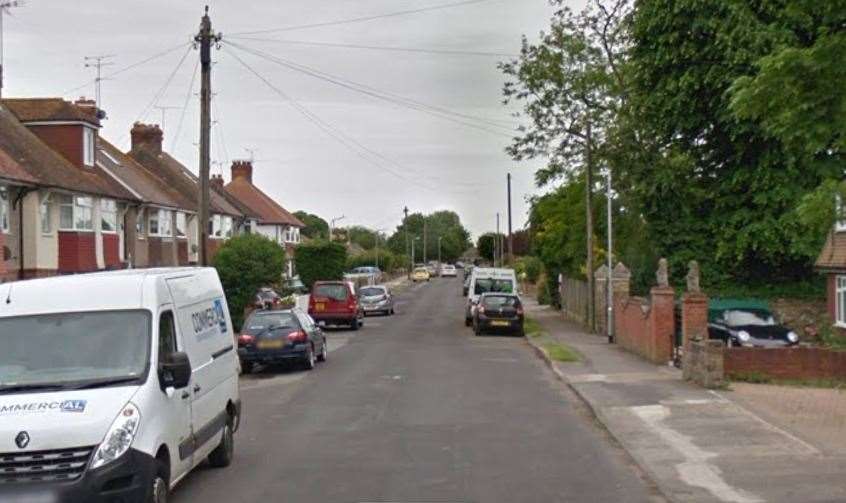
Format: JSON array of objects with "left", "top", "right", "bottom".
[
  {"left": 3, "top": 98, "right": 100, "bottom": 126},
  {"left": 224, "top": 177, "right": 304, "bottom": 227},
  {"left": 816, "top": 231, "right": 846, "bottom": 271},
  {"left": 0, "top": 103, "right": 136, "bottom": 200}
]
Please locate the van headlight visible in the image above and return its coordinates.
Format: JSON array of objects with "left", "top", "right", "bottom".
[
  {"left": 787, "top": 331, "right": 799, "bottom": 343},
  {"left": 91, "top": 403, "right": 140, "bottom": 469},
  {"left": 737, "top": 330, "right": 751, "bottom": 343}
]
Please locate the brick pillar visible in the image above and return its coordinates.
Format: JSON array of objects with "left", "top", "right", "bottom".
[
  {"left": 650, "top": 286, "right": 676, "bottom": 364},
  {"left": 611, "top": 263, "right": 630, "bottom": 342},
  {"left": 682, "top": 292, "right": 709, "bottom": 351},
  {"left": 594, "top": 265, "right": 609, "bottom": 336}
]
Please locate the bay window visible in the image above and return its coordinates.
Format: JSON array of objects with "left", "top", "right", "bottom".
[
  {"left": 100, "top": 199, "right": 117, "bottom": 233},
  {"left": 210, "top": 214, "right": 222, "bottom": 238},
  {"left": 58, "top": 195, "right": 94, "bottom": 231},
  {"left": 837, "top": 276, "right": 846, "bottom": 327},
  {"left": 222, "top": 216, "right": 233, "bottom": 238},
  {"left": 176, "top": 212, "right": 187, "bottom": 238},
  {"left": 40, "top": 195, "right": 52, "bottom": 234}
]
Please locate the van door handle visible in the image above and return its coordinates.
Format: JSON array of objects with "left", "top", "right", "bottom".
[
  {"left": 181, "top": 391, "right": 190, "bottom": 400},
  {"left": 193, "top": 384, "right": 201, "bottom": 394}
]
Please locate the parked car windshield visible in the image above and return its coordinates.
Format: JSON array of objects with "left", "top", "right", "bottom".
[
  {"left": 314, "top": 284, "right": 349, "bottom": 301},
  {"left": 475, "top": 278, "right": 514, "bottom": 295},
  {"left": 0, "top": 310, "right": 150, "bottom": 390},
  {"left": 360, "top": 287, "right": 385, "bottom": 297},
  {"left": 723, "top": 310, "right": 776, "bottom": 327},
  {"left": 242, "top": 312, "right": 299, "bottom": 335},
  {"left": 483, "top": 296, "right": 520, "bottom": 308}
]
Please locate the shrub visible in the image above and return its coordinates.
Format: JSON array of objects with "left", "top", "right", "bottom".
[
  {"left": 213, "top": 234, "right": 286, "bottom": 330},
  {"left": 295, "top": 240, "right": 348, "bottom": 289},
  {"left": 515, "top": 256, "right": 543, "bottom": 284},
  {"left": 346, "top": 249, "right": 406, "bottom": 274}
]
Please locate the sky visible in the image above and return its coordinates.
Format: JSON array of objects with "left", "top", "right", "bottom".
[{"left": 2, "top": 0, "right": 564, "bottom": 239}]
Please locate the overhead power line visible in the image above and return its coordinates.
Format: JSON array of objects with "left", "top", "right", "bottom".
[
  {"left": 225, "top": 40, "right": 516, "bottom": 136},
  {"left": 229, "top": 0, "right": 494, "bottom": 36},
  {"left": 171, "top": 59, "right": 199, "bottom": 153},
  {"left": 227, "top": 36, "right": 518, "bottom": 58},
  {"left": 63, "top": 41, "right": 190, "bottom": 96}
]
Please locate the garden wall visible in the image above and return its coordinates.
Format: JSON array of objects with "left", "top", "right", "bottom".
[{"left": 725, "top": 347, "right": 846, "bottom": 381}]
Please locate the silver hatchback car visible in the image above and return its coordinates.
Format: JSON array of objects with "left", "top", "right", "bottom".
[{"left": 359, "top": 285, "right": 395, "bottom": 316}]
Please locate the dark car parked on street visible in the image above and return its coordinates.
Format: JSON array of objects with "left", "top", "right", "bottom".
[
  {"left": 308, "top": 280, "right": 364, "bottom": 330},
  {"left": 473, "top": 292, "right": 524, "bottom": 336},
  {"left": 708, "top": 300, "right": 799, "bottom": 348},
  {"left": 238, "top": 308, "right": 328, "bottom": 373}
]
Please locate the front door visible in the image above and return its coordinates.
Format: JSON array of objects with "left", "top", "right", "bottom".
[{"left": 157, "top": 309, "right": 194, "bottom": 480}]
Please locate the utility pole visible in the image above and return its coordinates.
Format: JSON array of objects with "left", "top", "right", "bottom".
[
  {"left": 154, "top": 105, "right": 180, "bottom": 132},
  {"left": 423, "top": 217, "right": 428, "bottom": 264},
  {"left": 403, "top": 206, "right": 410, "bottom": 274},
  {"left": 495, "top": 212, "right": 500, "bottom": 267},
  {"left": 437, "top": 236, "right": 442, "bottom": 265},
  {"left": 507, "top": 173, "right": 513, "bottom": 264},
  {"left": 606, "top": 164, "right": 614, "bottom": 343},
  {"left": 585, "top": 120, "right": 595, "bottom": 333},
  {"left": 84, "top": 54, "right": 115, "bottom": 111},
  {"left": 194, "top": 5, "right": 221, "bottom": 266},
  {"left": 0, "top": 0, "right": 22, "bottom": 99}
]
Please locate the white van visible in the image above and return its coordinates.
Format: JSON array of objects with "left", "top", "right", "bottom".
[
  {"left": 0, "top": 268, "right": 241, "bottom": 503},
  {"left": 465, "top": 267, "right": 518, "bottom": 326}
]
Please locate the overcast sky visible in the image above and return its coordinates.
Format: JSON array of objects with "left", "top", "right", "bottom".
[{"left": 3, "top": 0, "right": 566, "bottom": 239}]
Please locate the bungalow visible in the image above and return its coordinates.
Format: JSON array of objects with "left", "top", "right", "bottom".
[
  {"left": 0, "top": 98, "right": 139, "bottom": 280},
  {"left": 222, "top": 160, "right": 304, "bottom": 277},
  {"left": 127, "top": 123, "right": 245, "bottom": 264},
  {"left": 815, "top": 196, "right": 846, "bottom": 331}
]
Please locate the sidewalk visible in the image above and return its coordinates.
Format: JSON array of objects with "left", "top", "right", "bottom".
[{"left": 523, "top": 298, "right": 846, "bottom": 503}]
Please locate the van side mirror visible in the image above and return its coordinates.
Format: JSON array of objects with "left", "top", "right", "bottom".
[{"left": 159, "top": 351, "right": 192, "bottom": 390}]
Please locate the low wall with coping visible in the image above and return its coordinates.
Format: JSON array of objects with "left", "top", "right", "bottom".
[
  {"left": 614, "top": 286, "right": 675, "bottom": 364},
  {"left": 725, "top": 347, "right": 846, "bottom": 381}
]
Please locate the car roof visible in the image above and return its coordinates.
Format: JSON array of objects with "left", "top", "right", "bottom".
[{"left": 480, "top": 292, "right": 518, "bottom": 297}]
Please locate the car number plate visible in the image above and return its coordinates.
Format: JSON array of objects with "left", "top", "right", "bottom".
[
  {"left": 257, "top": 340, "right": 284, "bottom": 349},
  {"left": 491, "top": 320, "right": 510, "bottom": 327},
  {"left": 315, "top": 303, "right": 325, "bottom": 312}
]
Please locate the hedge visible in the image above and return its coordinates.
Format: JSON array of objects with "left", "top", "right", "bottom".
[{"left": 295, "top": 240, "right": 348, "bottom": 289}]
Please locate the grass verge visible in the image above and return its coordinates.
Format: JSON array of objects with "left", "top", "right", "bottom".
[
  {"left": 524, "top": 316, "right": 545, "bottom": 338},
  {"left": 543, "top": 342, "right": 580, "bottom": 362}
]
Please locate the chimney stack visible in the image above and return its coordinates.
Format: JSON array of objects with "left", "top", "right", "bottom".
[
  {"left": 231, "top": 160, "right": 253, "bottom": 184},
  {"left": 210, "top": 174, "right": 224, "bottom": 190},
  {"left": 130, "top": 123, "right": 164, "bottom": 155},
  {"left": 73, "top": 97, "right": 99, "bottom": 120}
]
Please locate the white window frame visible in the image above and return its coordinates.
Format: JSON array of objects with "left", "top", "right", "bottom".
[
  {"left": 83, "top": 127, "right": 95, "bottom": 167},
  {"left": 58, "top": 194, "right": 94, "bottom": 232},
  {"left": 0, "top": 186, "right": 9, "bottom": 233},
  {"left": 837, "top": 276, "right": 846, "bottom": 328},
  {"left": 836, "top": 195, "right": 846, "bottom": 232},
  {"left": 210, "top": 214, "right": 222, "bottom": 239},
  {"left": 223, "top": 216, "right": 233, "bottom": 238},
  {"left": 136, "top": 209, "right": 146, "bottom": 240},
  {"left": 100, "top": 199, "right": 118, "bottom": 233},
  {"left": 149, "top": 208, "right": 173, "bottom": 237},
  {"left": 176, "top": 212, "right": 187, "bottom": 238}
]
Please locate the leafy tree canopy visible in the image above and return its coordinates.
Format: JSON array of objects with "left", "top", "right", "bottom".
[
  {"left": 294, "top": 211, "right": 329, "bottom": 240},
  {"left": 387, "top": 210, "right": 471, "bottom": 263}
]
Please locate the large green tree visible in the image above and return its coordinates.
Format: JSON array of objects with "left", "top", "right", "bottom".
[
  {"left": 387, "top": 211, "right": 471, "bottom": 263},
  {"left": 294, "top": 211, "right": 329, "bottom": 240}
]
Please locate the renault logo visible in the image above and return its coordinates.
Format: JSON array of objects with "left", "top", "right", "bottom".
[{"left": 15, "top": 431, "right": 30, "bottom": 449}]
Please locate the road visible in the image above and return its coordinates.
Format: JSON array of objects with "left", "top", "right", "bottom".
[{"left": 172, "top": 276, "right": 663, "bottom": 503}]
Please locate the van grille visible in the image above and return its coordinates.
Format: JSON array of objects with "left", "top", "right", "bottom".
[{"left": 0, "top": 446, "right": 94, "bottom": 484}]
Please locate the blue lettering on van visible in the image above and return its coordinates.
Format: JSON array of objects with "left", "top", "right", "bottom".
[
  {"left": 60, "top": 400, "right": 86, "bottom": 413},
  {"left": 213, "top": 299, "right": 228, "bottom": 334},
  {"left": 191, "top": 300, "right": 227, "bottom": 341}
]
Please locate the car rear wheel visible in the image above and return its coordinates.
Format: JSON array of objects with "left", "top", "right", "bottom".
[
  {"left": 208, "top": 417, "right": 234, "bottom": 468},
  {"left": 317, "top": 339, "right": 328, "bottom": 362},
  {"left": 303, "top": 345, "right": 316, "bottom": 370}
]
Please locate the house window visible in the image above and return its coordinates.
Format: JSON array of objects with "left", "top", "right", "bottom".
[
  {"left": 148, "top": 210, "right": 159, "bottom": 236},
  {"left": 101, "top": 199, "right": 117, "bottom": 233},
  {"left": 58, "top": 195, "right": 94, "bottom": 231},
  {"left": 837, "top": 276, "right": 846, "bottom": 327},
  {"left": 176, "top": 212, "right": 186, "bottom": 238},
  {"left": 149, "top": 209, "right": 172, "bottom": 237},
  {"left": 837, "top": 195, "right": 846, "bottom": 232},
  {"left": 83, "top": 128, "right": 95, "bottom": 167},
  {"left": 209, "top": 214, "right": 222, "bottom": 238},
  {"left": 222, "top": 216, "right": 233, "bottom": 238},
  {"left": 136, "top": 209, "right": 146, "bottom": 239},
  {"left": 40, "top": 195, "right": 52, "bottom": 234},
  {"left": 0, "top": 187, "right": 9, "bottom": 233}
]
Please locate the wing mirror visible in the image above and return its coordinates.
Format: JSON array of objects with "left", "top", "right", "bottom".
[{"left": 159, "top": 351, "right": 192, "bottom": 390}]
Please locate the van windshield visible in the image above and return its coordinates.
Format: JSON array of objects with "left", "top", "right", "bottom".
[
  {"left": 474, "top": 278, "right": 514, "bottom": 295},
  {"left": 0, "top": 310, "right": 151, "bottom": 392}
]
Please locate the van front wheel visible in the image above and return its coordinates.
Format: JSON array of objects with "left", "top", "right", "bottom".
[{"left": 208, "top": 418, "right": 234, "bottom": 468}]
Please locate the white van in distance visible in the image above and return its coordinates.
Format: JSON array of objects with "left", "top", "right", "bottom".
[
  {"left": 0, "top": 268, "right": 241, "bottom": 503},
  {"left": 465, "top": 267, "right": 518, "bottom": 325}
]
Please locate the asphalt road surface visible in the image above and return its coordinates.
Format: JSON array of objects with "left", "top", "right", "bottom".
[{"left": 172, "top": 276, "right": 663, "bottom": 503}]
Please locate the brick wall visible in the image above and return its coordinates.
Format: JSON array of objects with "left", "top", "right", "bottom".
[
  {"left": 614, "top": 287, "right": 675, "bottom": 364},
  {"left": 58, "top": 231, "right": 97, "bottom": 273},
  {"left": 102, "top": 233, "right": 120, "bottom": 268},
  {"left": 207, "top": 238, "right": 223, "bottom": 264},
  {"left": 148, "top": 237, "right": 162, "bottom": 267},
  {"left": 681, "top": 293, "right": 708, "bottom": 350},
  {"left": 725, "top": 347, "right": 846, "bottom": 381},
  {"left": 177, "top": 240, "right": 189, "bottom": 265}
]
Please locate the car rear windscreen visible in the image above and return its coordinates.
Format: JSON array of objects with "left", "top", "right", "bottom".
[
  {"left": 474, "top": 278, "right": 514, "bottom": 295},
  {"left": 314, "top": 284, "right": 349, "bottom": 301},
  {"left": 360, "top": 287, "right": 384, "bottom": 297},
  {"left": 243, "top": 312, "right": 299, "bottom": 335},
  {"left": 483, "top": 296, "right": 520, "bottom": 308}
]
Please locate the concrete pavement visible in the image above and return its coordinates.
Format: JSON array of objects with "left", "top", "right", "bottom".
[
  {"left": 523, "top": 298, "right": 846, "bottom": 503},
  {"left": 172, "top": 276, "right": 664, "bottom": 502}
]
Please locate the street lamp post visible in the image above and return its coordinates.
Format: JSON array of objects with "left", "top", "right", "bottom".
[
  {"left": 411, "top": 236, "right": 421, "bottom": 271},
  {"left": 438, "top": 237, "right": 443, "bottom": 265}
]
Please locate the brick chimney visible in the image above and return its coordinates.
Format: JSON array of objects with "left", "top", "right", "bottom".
[
  {"left": 231, "top": 160, "right": 253, "bottom": 184},
  {"left": 73, "top": 97, "right": 100, "bottom": 121},
  {"left": 130, "top": 123, "right": 163, "bottom": 155},
  {"left": 210, "top": 174, "right": 224, "bottom": 190}
]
